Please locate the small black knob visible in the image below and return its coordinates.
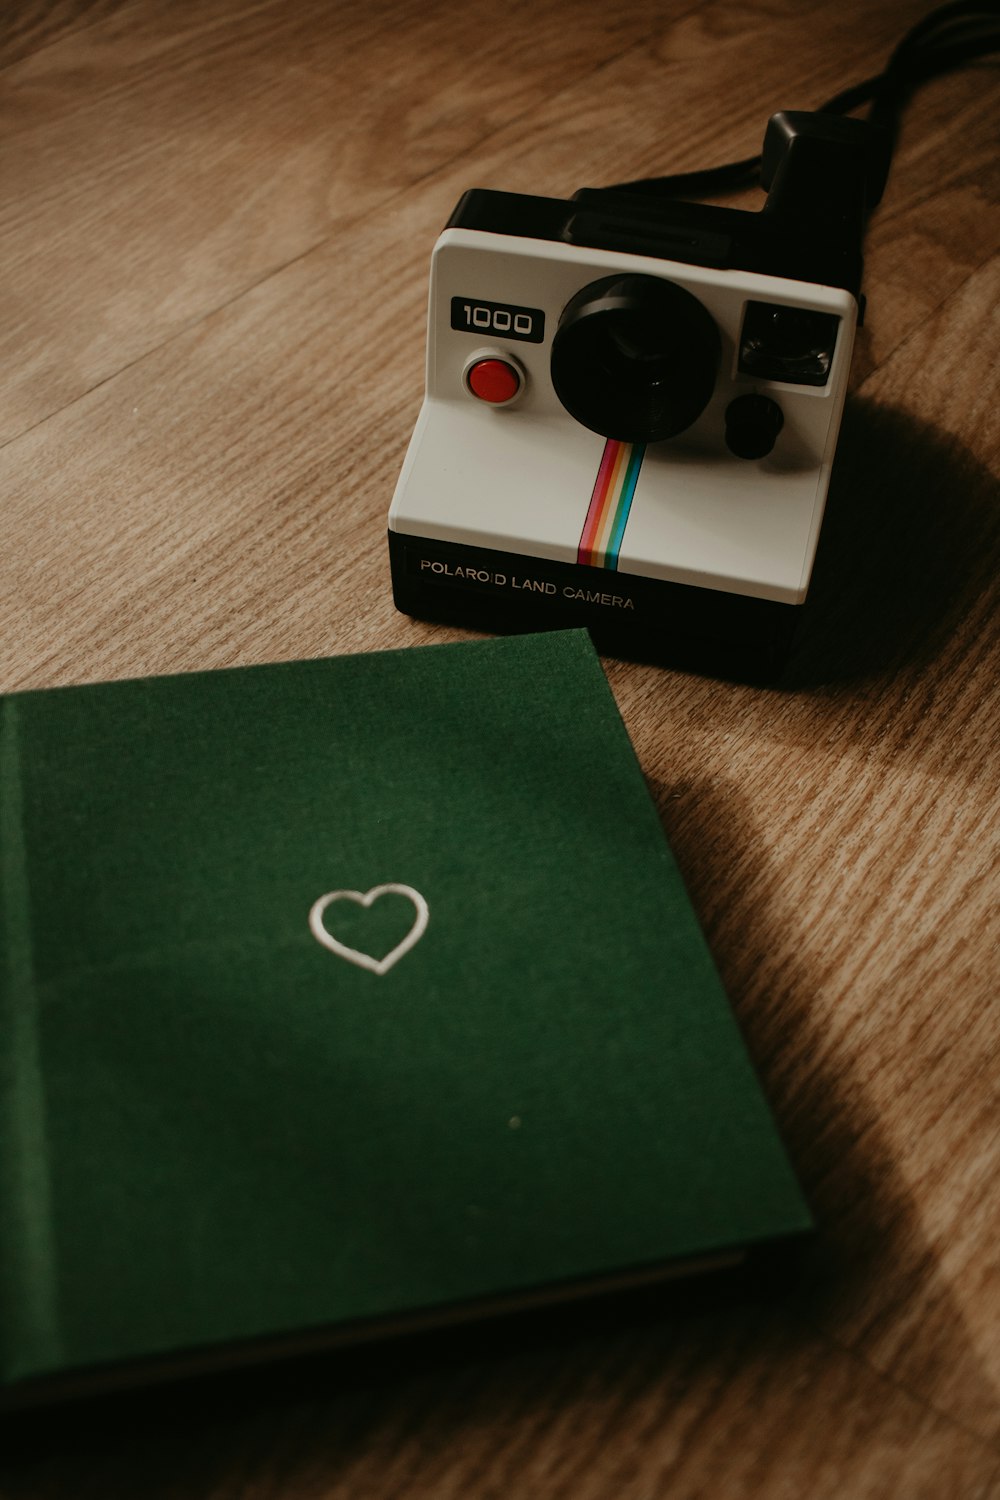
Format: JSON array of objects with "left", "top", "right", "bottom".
[{"left": 725, "top": 395, "right": 784, "bottom": 460}]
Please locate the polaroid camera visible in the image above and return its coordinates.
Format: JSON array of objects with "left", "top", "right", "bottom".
[{"left": 389, "top": 112, "right": 884, "bottom": 673}]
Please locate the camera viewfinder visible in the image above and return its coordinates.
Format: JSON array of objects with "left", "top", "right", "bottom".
[{"left": 738, "top": 301, "right": 840, "bottom": 387}]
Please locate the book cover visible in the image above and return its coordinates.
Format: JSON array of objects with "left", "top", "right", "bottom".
[{"left": 0, "top": 631, "right": 810, "bottom": 1398}]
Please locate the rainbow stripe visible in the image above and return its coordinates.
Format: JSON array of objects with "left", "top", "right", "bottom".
[{"left": 577, "top": 439, "right": 645, "bottom": 570}]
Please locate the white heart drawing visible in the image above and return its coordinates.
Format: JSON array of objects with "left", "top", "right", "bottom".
[{"left": 308, "top": 883, "right": 429, "bottom": 976}]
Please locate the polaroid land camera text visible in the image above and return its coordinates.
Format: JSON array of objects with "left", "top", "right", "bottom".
[{"left": 389, "top": 113, "right": 886, "bottom": 673}]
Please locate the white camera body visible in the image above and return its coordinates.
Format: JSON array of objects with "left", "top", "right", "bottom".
[{"left": 389, "top": 116, "right": 872, "bottom": 670}]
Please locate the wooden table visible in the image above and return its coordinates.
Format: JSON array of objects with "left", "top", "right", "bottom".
[{"left": 2, "top": 1, "right": 998, "bottom": 1495}]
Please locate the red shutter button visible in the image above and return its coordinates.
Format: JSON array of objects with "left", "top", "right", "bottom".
[{"left": 466, "top": 357, "right": 521, "bottom": 405}]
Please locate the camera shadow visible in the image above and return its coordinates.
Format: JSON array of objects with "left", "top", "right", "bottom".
[{"left": 783, "top": 394, "right": 999, "bottom": 687}]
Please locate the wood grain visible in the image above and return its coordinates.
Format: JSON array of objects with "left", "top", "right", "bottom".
[
  {"left": 1, "top": 0, "right": 999, "bottom": 1494},
  {"left": 0, "top": 0, "right": 669, "bottom": 445},
  {"left": 0, "top": 0, "right": 126, "bottom": 71}
]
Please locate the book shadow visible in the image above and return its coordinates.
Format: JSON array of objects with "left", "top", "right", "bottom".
[
  {"left": 1, "top": 785, "right": 995, "bottom": 1490},
  {"left": 646, "top": 770, "right": 999, "bottom": 1440}
]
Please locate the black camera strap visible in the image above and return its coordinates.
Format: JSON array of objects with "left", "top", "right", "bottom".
[{"left": 604, "top": 0, "right": 1000, "bottom": 213}]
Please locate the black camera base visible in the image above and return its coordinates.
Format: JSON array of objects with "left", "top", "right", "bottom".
[{"left": 388, "top": 531, "right": 797, "bottom": 683}]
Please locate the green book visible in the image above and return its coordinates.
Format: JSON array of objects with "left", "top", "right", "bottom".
[{"left": 0, "top": 631, "right": 809, "bottom": 1400}]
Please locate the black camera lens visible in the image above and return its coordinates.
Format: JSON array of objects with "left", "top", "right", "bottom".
[
  {"left": 550, "top": 275, "right": 721, "bottom": 444},
  {"left": 738, "top": 301, "right": 840, "bottom": 386}
]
